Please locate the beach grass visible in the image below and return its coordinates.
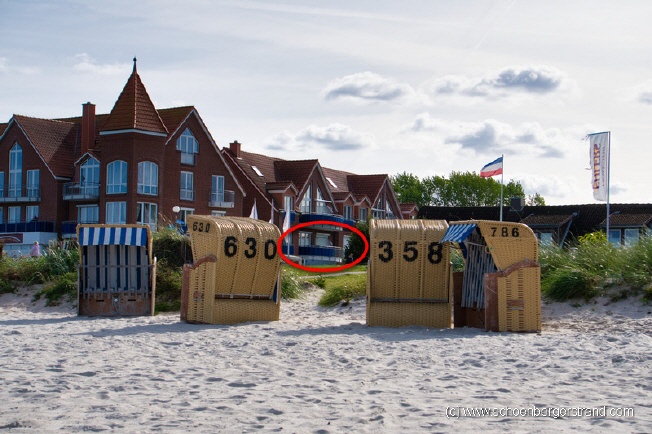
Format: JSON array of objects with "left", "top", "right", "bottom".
[{"left": 317, "top": 273, "right": 367, "bottom": 307}]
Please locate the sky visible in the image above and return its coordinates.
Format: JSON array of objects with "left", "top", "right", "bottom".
[{"left": 1, "top": 0, "right": 650, "bottom": 205}]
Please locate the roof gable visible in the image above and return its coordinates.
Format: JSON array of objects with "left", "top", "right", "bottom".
[
  {"left": 100, "top": 59, "right": 168, "bottom": 135},
  {"left": 11, "top": 115, "right": 78, "bottom": 179}
]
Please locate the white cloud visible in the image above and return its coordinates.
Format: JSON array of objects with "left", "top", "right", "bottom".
[
  {"left": 265, "top": 123, "right": 374, "bottom": 152},
  {"left": 423, "top": 65, "right": 571, "bottom": 100},
  {"left": 73, "top": 53, "right": 131, "bottom": 75},
  {"left": 322, "top": 72, "right": 417, "bottom": 103},
  {"left": 406, "top": 115, "right": 567, "bottom": 158}
]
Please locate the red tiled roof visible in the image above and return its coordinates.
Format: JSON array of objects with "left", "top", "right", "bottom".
[
  {"left": 321, "top": 167, "right": 353, "bottom": 193},
  {"left": 346, "top": 174, "right": 389, "bottom": 205},
  {"left": 100, "top": 61, "right": 168, "bottom": 134},
  {"left": 400, "top": 203, "right": 418, "bottom": 212},
  {"left": 0, "top": 122, "right": 8, "bottom": 137},
  {"left": 274, "top": 159, "right": 318, "bottom": 192},
  {"left": 158, "top": 106, "right": 194, "bottom": 135},
  {"left": 13, "top": 115, "right": 78, "bottom": 178}
]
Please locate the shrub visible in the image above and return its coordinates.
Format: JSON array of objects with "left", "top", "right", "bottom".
[
  {"left": 0, "top": 279, "right": 14, "bottom": 294},
  {"left": 34, "top": 272, "right": 78, "bottom": 306},
  {"left": 542, "top": 268, "right": 599, "bottom": 301},
  {"left": 318, "top": 273, "right": 366, "bottom": 307},
  {"left": 281, "top": 271, "right": 304, "bottom": 300},
  {"left": 155, "top": 260, "right": 183, "bottom": 312},
  {"left": 152, "top": 226, "right": 192, "bottom": 267}
]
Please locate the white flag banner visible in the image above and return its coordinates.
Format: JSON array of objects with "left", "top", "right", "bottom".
[
  {"left": 249, "top": 199, "right": 258, "bottom": 219},
  {"left": 588, "top": 132, "right": 610, "bottom": 202},
  {"left": 282, "top": 207, "right": 291, "bottom": 233}
]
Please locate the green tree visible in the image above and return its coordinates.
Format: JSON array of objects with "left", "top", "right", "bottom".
[
  {"left": 345, "top": 220, "right": 369, "bottom": 263},
  {"left": 391, "top": 172, "right": 426, "bottom": 206},
  {"left": 527, "top": 192, "right": 546, "bottom": 206},
  {"left": 421, "top": 171, "right": 527, "bottom": 206}
]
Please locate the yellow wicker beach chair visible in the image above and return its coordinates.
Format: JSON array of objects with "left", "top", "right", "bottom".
[
  {"left": 441, "top": 220, "right": 541, "bottom": 332},
  {"left": 77, "top": 224, "right": 156, "bottom": 316},
  {"left": 367, "top": 219, "right": 452, "bottom": 328},
  {"left": 181, "top": 215, "right": 282, "bottom": 324}
]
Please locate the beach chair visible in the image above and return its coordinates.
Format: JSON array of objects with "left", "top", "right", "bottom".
[
  {"left": 181, "top": 216, "right": 281, "bottom": 324},
  {"left": 367, "top": 219, "right": 452, "bottom": 328},
  {"left": 441, "top": 220, "right": 541, "bottom": 332},
  {"left": 77, "top": 224, "right": 156, "bottom": 316}
]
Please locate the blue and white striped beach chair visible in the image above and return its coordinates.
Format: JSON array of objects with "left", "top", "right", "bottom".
[{"left": 77, "top": 224, "right": 156, "bottom": 316}]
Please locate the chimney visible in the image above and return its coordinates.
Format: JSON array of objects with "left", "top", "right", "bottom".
[
  {"left": 81, "top": 102, "right": 96, "bottom": 155},
  {"left": 230, "top": 140, "right": 241, "bottom": 158}
]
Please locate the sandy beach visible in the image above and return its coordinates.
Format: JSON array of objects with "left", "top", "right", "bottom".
[{"left": 1, "top": 287, "right": 651, "bottom": 433}]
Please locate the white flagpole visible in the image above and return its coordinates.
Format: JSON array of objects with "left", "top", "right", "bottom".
[
  {"left": 606, "top": 131, "right": 611, "bottom": 242},
  {"left": 499, "top": 153, "right": 504, "bottom": 222}
]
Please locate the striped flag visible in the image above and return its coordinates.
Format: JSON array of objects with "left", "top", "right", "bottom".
[{"left": 480, "top": 156, "right": 503, "bottom": 177}]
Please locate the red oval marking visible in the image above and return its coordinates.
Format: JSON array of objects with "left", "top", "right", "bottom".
[{"left": 277, "top": 220, "right": 369, "bottom": 273}]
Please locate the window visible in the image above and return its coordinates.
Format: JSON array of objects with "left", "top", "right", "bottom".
[
  {"left": 106, "top": 161, "right": 127, "bottom": 194},
  {"left": 80, "top": 158, "right": 100, "bottom": 196},
  {"left": 211, "top": 175, "right": 225, "bottom": 203},
  {"left": 0, "top": 207, "right": 3, "bottom": 224},
  {"left": 608, "top": 229, "right": 621, "bottom": 246},
  {"left": 539, "top": 232, "right": 554, "bottom": 246},
  {"left": 136, "top": 202, "right": 158, "bottom": 231},
  {"left": 300, "top": 185, "right": 312, "bottom": 213},
  {"left": 343, "top": 235, "right": 352, "bottom": 248},
  {"left": 177, "top": 207, "right": 194, "bottom": 223},
  {"left": 176, "top": 128, "right": 198, "bottom": 165},
  {"left": 316, "top": 233, "right": 331, "bottom": 246},
  {"left": 180, "top": 172, "right": 194, "bottom": 201},
  {"left": 77, "top": 205, "right": 99, "bottom": 224},
  {"left": 315, "top": 187, "right": 331, "bottom": 214},
  {"left": 0, "top": 171, "right": 4, "bottom": 198},
  {"left": 8, "top": 206, "right": 20, "bottom": 223},
  {"left": 26, "top": 170, "right": 39, "bottom": 198},
  {"left": 106, "top": 201, "right": 126, "bottom": 224},
  {"left": 344, "top": 205, "right": 353, "bottom": 220},
  {"left": 211, "top": 210, "right": 226, "bottom": 217},
  {"left": 26, "top": 206, "right": 39, "bottom": 221},
  {"left": 137, "top": 161, "right": 158, "bottom": 195},
  {"left": 624, "top": 228, "right": 639, "bottom": 247},
  {"left": 284, "top": 195, "right": 293, "bottom": 212},
  {"left": 9, "top": 143, "right": 22, "bottom": 197},
  {"left": 359, "top": 207, "right": 368, "bottom": 221},
  {"left": 299, "top": 232, "right": 311, "bottom": 247}
]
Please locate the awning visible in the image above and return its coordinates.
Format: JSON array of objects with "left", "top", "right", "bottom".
[
  {"left": 78, "top": 226, "right": 149, "bottom": 247},
  {"left": 441, "top": 223, "right": 478, "bottom": 243}
]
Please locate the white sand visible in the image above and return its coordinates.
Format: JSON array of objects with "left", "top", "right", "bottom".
[{"left": 1, "top": 287, "right": 651, "bottom": 433}]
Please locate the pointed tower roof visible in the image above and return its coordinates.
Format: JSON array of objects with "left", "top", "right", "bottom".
[{"left": 100, "top": 57, "right": 168, "bottom": 135}]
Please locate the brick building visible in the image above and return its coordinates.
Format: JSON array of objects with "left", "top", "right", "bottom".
[{"left": 0, "top": 59, "right": 244, "bottom": 256}]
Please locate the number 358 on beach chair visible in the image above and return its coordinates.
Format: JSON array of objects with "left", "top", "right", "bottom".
[
  {"left": 181, "top": 215, "right": 282, "bottom": 325},
  {"left": 367, "top": 219, "right": 452, "bottom": 328},
  {"left": 77, "top": 224, "right": 156, "bottom": 316}
]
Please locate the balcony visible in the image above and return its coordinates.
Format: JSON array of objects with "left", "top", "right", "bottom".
[
  {"left": 0, "top": 220, "right": 55, "bottom": 233},
  {"left": 297, "top": 202, "right": 355, "bottom": 228},
  {"left": 0, "top": 185, "right": 40, "bottom": 203},
  {"left": 208, "top": 190, "right": 235, "bottom": 208},
  {"left": 63, "top": 182, "right": 100, "bottom": 201},
  {"left": 298, "top": 245, "right": 344, "bottom": 262}
]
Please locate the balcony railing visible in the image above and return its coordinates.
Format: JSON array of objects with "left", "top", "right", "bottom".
[
  {"left": 0, "top": 220, "right": 55, "bottom": 233},
  {"left": 0, "top": 185, "right": 41, "bottom": 203},
  {"left": 298, "top": 212, "right": 355, "bottom": 228},
  {"left": 63, "top": 182, "right": 100, "bottom": 200},
  {"left": 298, "top": 245, "right": 344, "bottom": 259},
  {"left": 208, "top": 190, "right": 235, "bottom": 208}
]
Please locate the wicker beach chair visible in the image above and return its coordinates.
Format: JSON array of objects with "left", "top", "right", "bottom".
[
  {"left": 77, "top": 224, "right": 156, "bottom": 316},
  {"left": 441, "top": 220, "right": 541, "bottom": 332},
  {"left": 181, "top": 215, "right": 282, "bottom": 324},
  {"left": 367, "top": 219, "right": 452, "bottom": 328}
]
